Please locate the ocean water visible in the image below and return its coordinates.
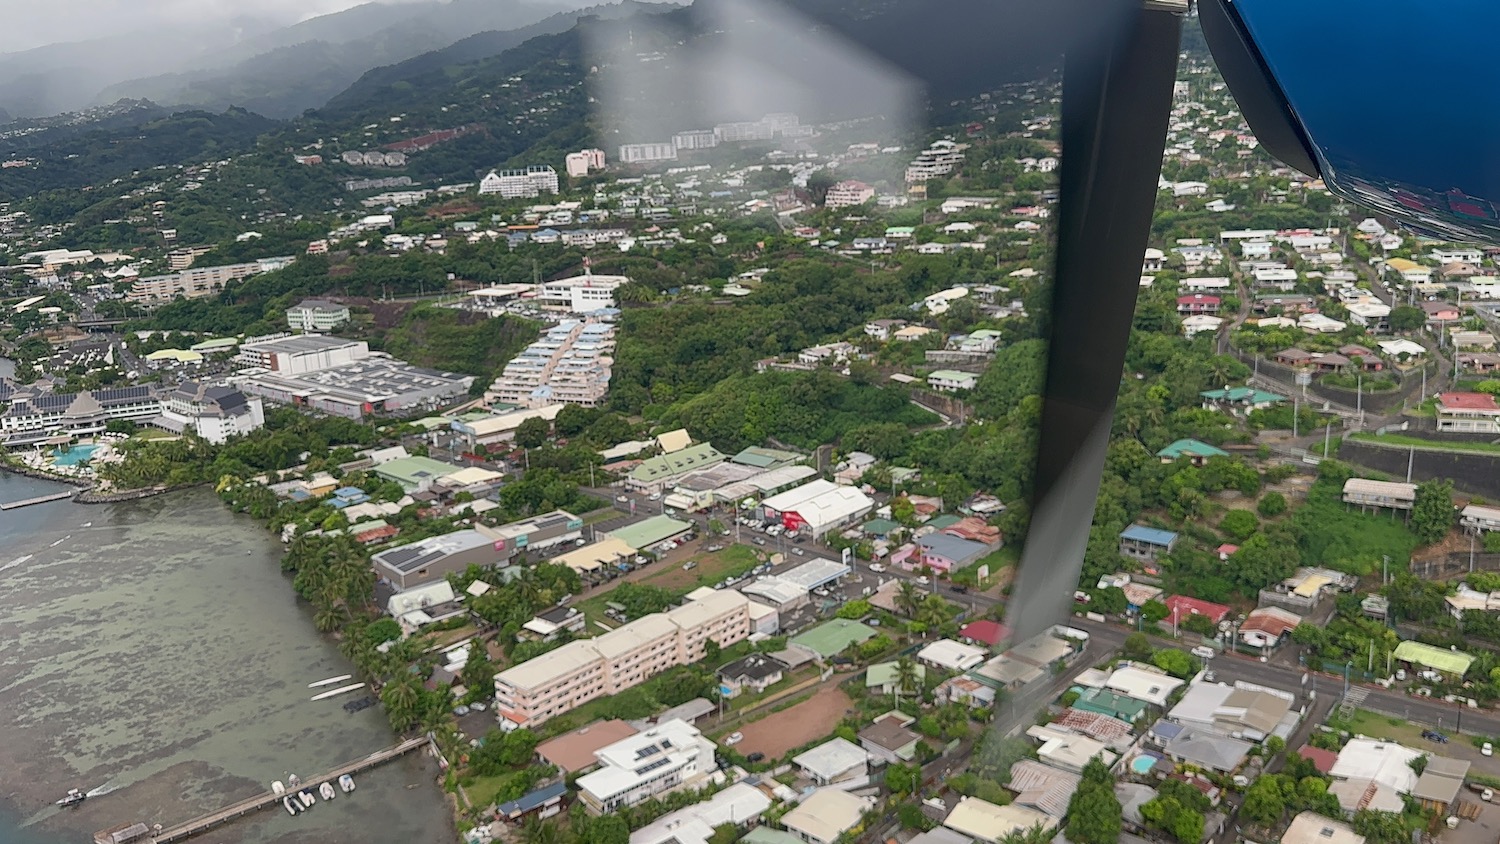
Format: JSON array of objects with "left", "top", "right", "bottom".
[{"left": 0, "top": 473, "right": 454, "bottom": 844}]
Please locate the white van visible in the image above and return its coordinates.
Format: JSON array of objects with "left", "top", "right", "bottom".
[{"left": 1190, "top": 645, "right": 1216, "bottom": 660}]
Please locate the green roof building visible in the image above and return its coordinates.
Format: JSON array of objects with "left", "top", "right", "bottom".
[
  {"left": 372, "top": 455, "right": 457, "bottom": 492},
  {"left": 790, "top": 619, "right": 877, "bottom": 658},
  {"left": 1199, "top": 387, "right": 1286, "bottom": 409},
  {"left": 1393, "top": 641, "right": 1473, "bottom": 677},
  {"left": 1072, "top": 687, "right": 1149, "bottom": 723},
  {"left": 866, "top": 660, "right": 925, "bottom": 692},
  {"left": 861, "top": 518, "right": 901, "bottom": 536},
  {"left": 627, "top": 442, "right": 726, "bottom": 491},
  {"left": 1156, "top": 438, "right": 1230, "bottom": 464},
  {"left": 729, "top": 446, "right": 803, "bottom": 470},
  {"left": 604, "top": 515, "right": 694, "bottom": 550}
]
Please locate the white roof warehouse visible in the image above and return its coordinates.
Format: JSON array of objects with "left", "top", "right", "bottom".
[{"left": 760, "top": 479, "right": 874, "bottom": 536}]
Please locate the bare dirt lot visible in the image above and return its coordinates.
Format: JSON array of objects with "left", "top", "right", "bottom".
[{"left": 733, "top": 684, "right": 852, "bottom": 760}]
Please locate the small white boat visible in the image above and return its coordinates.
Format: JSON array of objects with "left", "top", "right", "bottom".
[
  {"left": 283, "top": 796, "right": 300, "bottom": 816},
  {"left": 310, "top": 683, "right": 366, "bottom": 701},
  {"left": 272, "top": 780, "right": 285, "bottom": 795},
  {"left": 338, "top": 775, "right": 355, "bottom": 793},
  {"left": 288, "top": 774, "right": 300, "bottom": 788},
  {"left": 299, "top": 791, "right": 315, "bottom": 809},
  {"left": 309, "top": 674, "right": 354, "bottom": 689},
  {"left": 319, "top": 782, "right": 336, "bottom": 801}
]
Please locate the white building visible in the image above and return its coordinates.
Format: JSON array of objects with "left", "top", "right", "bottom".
[
  {"left": 629, "top": 783, "right": 771, "bottom": 844},
  {"left": 619, "top": 143, "right": 678, "bottom": 164},
  {"left": 535, "top": 273, "right": 630, "bottom": 312},
  {"left": 928, "top": 370, "right": 979, "bottom": 392},
  {"left": 672, "top": 130, "right": 719, "bottom": 151},
  {"left": 576, "top": 719, "right": 715, "bottom": 813},
  {"left": 236, "top": 335, "right": 370, "bottom": 375},
  {"left": 825, "top": 180, "right": 875, "bottom": 209},
  {"left": 760, "top": 479, "right": 874, "bottom": 536},
  {"left": 286, "top": 299, "right": 351, "bottom": 332},
  {"left": 478, "top": 166, "right": 559, "bottom": 198},
  {"left": 783, "top": 789, "right": 874, "bottom": 844},
  {"left": 486, "top": 319, "right": 615, "bottom": 408},
  {"left": 156, "top": 381, "right": 265, "bottom": 444},
  {"left": 917, "top": 639, "right": 988, "bottom": 672}
]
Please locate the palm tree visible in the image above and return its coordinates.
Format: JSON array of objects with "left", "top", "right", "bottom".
[
  {"left": 917, "top": 595, "right": 949, "bottom": 639},
  {"left": 896, "top": 581, "right": 922, "bottom": 618},
  {"left": 519, "top": 817, "right": 562, "bottom": 844},
  {"left": 894, "top": 656, "right": 920, "bottom": 707},
  {"left": 381, "top": 677, "right": 421, "bottom": 731}
]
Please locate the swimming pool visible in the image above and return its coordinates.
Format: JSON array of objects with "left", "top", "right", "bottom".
[
  {"left": 1130, "top": 755, "right": 1157, "bottom": 775},
  {"left": 52, "top": 444, "right": 100, "bottom": 466}
]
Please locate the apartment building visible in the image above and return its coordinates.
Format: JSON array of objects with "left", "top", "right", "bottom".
[
  {"left": 286, "top": 299, "right": 351, "bottom": 332},
  {"left": 127, "top": 257, "right": 295, "bottom": 302},
  {"left": 905, "top": 140, "right": 967, "bottom": 183},
  {"left": 618, "top": 143, "right": 678, "bottom": 164},
  {"left": 486, "top": 320, "right": 615, "bottom": 408},
  {"left": 478, "top": 166, "right": 559, "bottom": 198},
  {"left": 825, "top": 180, "right": 875, "bottom": 209},
  {"left": 576, "top": 719, "right": 716, "bottom": 813},
  {"left": 495, "top": 590, "right": 752, "bottom": 730},
  {"left": 672, "top": 129, "right": 719, "bottom": 151},
  {"left": 566, "top": 148, "right": 607, "bottom": 178}
]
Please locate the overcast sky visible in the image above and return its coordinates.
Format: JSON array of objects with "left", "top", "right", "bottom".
[{"left": 0, "top": 0, "right": 414, "bottom": 54}]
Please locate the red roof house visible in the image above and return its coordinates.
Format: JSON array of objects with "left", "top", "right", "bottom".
[
  {"left": 959, "top": 619, "right": 1009, "bottom": 647},
  {"left": 1296, "top": 745, "right": 1338, "bottom": 774},
  {"left": 1164, "top": 595, "right": 1231, "bottom": 627}
]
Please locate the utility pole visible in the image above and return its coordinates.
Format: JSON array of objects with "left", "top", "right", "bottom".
[
  {"left": 1383, "top": 555, "right": 1390, "bottom": 585},
  {"left": 1293, "top": 395, "right": 1299, "bottom": 439},
  {"left": 1471, "top": 532, "right": 1477, "bottom": 573},
  {"left": 1323, "top": 422, "right": 1332, "bottom": 458},
  {"left": 1406, "top": 447, "right": 1414, "bottom": 483}
]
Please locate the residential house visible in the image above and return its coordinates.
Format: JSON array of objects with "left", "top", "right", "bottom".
[
  {"left": 1274, "top": 347, "right": 1318, "bottom": 367},
  {"left": 1164, "top": 595, "right": 1231, "bottom": 629},
  {"left": 631, "top": 783, "right": 771, "bottom": 844},
  {"left": 1167, "top": 681, "right": 1294, "bottom": 742},
  {"left": 1283, "top": 812, "right": 1366, "bottom": 844},
  {"left": 1102, "top": 664, "right": 1185, "bottom": 708},
  {"left": 959, "top": 619, "right": 1009, "bottom": 649},
  {"left": 792, "top": 738, "right": 870, "bottom": 786},
  {"left": 1118, "top": 525, "right": 1178, "bottom": 562},
  {"left": 1346, "top": 300, "right": 1391, "bottom": 332},
  {"left": 898, "top": 533, "right": 991, "bottom": 575},
  {"left": 575, "top": 719, "right": 715, "bottom": 813},
  {"left": 928, "top": 370, "right": 979, "bottom": 392},
  {"left": 1453, "top": 331, "right": 1498, "bottom": 350},
  {"left": 1157, "top": 727, "right": 1252, "bottom": 773},
  {"left": 494, "top": 782, "right": 568, "bottom": 823},
  {"left": 1025, "top": 724, "right": 1118, "bottom": 773},
  {"left": 1239, "top": 607, "right": 1302, "bottom": 649},
  {"left": 535, "top": 720, "right": 640, "bottom": 773},
  {"left": 864, "top": 319, "right": 907, "bottom": 341},
  {"left": 717, "top": 654, "right": 787, "bottom": 698},
  {"left": 859, "top": 711, "right": 921, "bottom": 764},
  {"left": 1299, "top": 313, "right": 1348, "bottom": 333},
  {"left": 1422, "top": 301, "right": 1462, "bottom": 323},
  {"left": 1436, "top": 391, "right": 1500, "bottom": 434},
  {"left": 943, "top": 797, "right": 1055, "bottom": 844},
  {"left": 782, "top": 790, "right": 874, "bottom": 844},
  {"left": 935, "top": 675, "right": 998, "bottom": 708},
  {"left": 1182, "top": 314, "right": 1224, "bottom": 337},
  {"left": 1199, "top": 387, "right": 1285, "bottom": 413},
  {"left": 1176, "top": 294, "right": 1221, "bottom": 315},
  {"left": 1337, "top": 344, "right": 1383, "bottom": 370},
  {"left": 1006, "top": 759, "right": 1081, "bottom": 820},
  {"left": 866, "top": 660, "right": 926, "bottom": 696},
  {"left": 1461, "top": 503, "right": 1500, "bottom": 534},
  {"left": 523, "top": 605, "right": 587, "bottom": 641},
  {"left": 1155, "top": 438, "right": 1229, "bottom": 466},
  {"left": 1392, "top": 640, "right": 1473, "bottom": 679},
  {"left": 917, "top": 639, "right": 988, "bottom": 672},
  {"left": 1411, "top": 756, "right": 1470, "bottom": 815}
]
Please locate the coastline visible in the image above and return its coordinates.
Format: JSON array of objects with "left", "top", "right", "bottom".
[{"left": 0, "top": 459, "right": 182, "bottom": 504}]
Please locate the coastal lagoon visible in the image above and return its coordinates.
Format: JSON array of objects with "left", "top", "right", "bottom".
[{"left": 0, "top": 473, "right": 453, "bottom": 844}]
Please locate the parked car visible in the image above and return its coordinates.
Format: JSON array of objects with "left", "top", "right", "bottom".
[
  {"left": 649, "top": 492, "right": 662, "bottom": 501},
  {"left": 724, "top": 732, "right": 744, "bottom": 746},
  {"left": 869, "top": 563, "right": 886, "bottom": 573},
  {"left": 950, "top": 584, "right": 969, "bottom": 594},
  {"left": 1485, "top": 742, "right": 1494, "bottom": 757},
  {"left": 683, "top": 561, "right": 698, "bottom": 571},
  {"left": 916, "top": 576, "right": 930, "bottom": 585},
  {"left": 1191, "top": 646, "right": 1216, "bottom": 660},
  {"left": 1485, "top": 789, "right": 1494, "bottom": 803},
  {"left": 746, "top": 752, "right": 765, "bottom": 763},
  {"left": 617, "top": 495, "right": 629, "bottom": 502},
  {"left": 792, "top": 548, "right": 805, "bottom": 556},
  {"left": 1422, "top": 729, "right": 1450, "bottom": 743},
  {"left": 470, "top": 701, "right": 487, "bottom": 711}
]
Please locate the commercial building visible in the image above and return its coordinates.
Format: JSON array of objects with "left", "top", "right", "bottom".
[
  {"left": 236, "top": 335, "right": 370, "bottom": 375},
  {"left": 761, "top": 479, "right": 874, "bottom": 536},
  {"left": 627, "top": 442, "right": 727, "bottom": 493},
  {"left": 386, "top": 580, "right": 465, "bottom": 634},
  {"left": 286, "top": 299, "right": 351, "bottom": 332},
  {"left": 0, "top": 382, "right": 162, "bottom": 445},
  {"left": 603, "top": 515, "right": 695, "bottom": 552},
  {"left": 575, "top": 719, "right": 715, "bottom": 813},
  {"left": 536, "top": 273, "right": 631, "bottom": 313},
  {"left": 478, "top": 166, "right": 559, "bottom": 198},
  {"left": 1392, "top": 640, "right": 1473, "bottom": 678},
  {"left": 486, "top": 320, "right": 615, "bottom": 408},
  {"left": 155, "top": 380, "right": 265, "bottom": 444},
  {"left": 565, "top": 149, "right": 607, "bottom": 178},
  {"left": 495, "top": 590, "right": 752, "bottom": 729},
  {"left": 235, "top": 353, "right": 474, "bottom": 419},
  {"left": 372, "top": 528, "right": 511, "bottom": 590},
  {"left": 370, "top": 455, "right": 459, "bottom": 492},
  {"left": 489, "top": 510, "right": 585, "bottom": 554},
  {"left": 451, "top": 404, "right": 564, "bottom": 448}
]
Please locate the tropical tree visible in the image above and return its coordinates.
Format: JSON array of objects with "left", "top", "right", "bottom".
[
  {"left": 381, "top": 676, "right": 422, "bottom": 732},
  {"left": 895, "top": 656, "right": 921, "bottom": 706},
  {"left": 896, "top": 581, "right": 923, "bottom": 617}
]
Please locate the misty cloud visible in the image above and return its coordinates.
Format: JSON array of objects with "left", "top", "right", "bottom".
[{"left": 0, "top": 0, "right": 421, "bottom": 54}]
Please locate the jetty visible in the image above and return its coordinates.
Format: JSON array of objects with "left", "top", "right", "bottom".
[
  {"left": 0, "top": 490, "right": 77, "bottom": 510},
  {"left": 118, "top": 737, "right": 433, "bottom": 844}
]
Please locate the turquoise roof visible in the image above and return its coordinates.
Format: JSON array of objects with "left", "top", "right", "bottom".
[
  {"left": 1200, "top": 387, "right": 1286, "bottom": 404},
  {"left": 1157, "top": 438, "right": 1230, "bottom": 460}
]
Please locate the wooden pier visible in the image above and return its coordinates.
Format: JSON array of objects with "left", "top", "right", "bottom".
[
  {"left": 142, "top": 736, "right": 432, "bottom": 844},
  {"left": 0, "top": 490, "right": 77, "bottom": 510}
]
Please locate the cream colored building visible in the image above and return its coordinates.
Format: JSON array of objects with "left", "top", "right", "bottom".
[{"left": 496, "top": 590, "right": 751, "bottom": 729}]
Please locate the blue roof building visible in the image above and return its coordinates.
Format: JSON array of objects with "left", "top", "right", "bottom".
[
  {"left": 495, "top": 781, "right": 567, "bottom": 820},
  {"left": 1119, "top": 524, "right": 1179, "bottom": 561}
]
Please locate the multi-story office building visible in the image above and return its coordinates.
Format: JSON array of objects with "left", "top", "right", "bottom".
[
  {"left": 495, "top": 590, "right": 752, "bottom": 730},
  {"left": 486, "top": 320, "right": 615, "bottom": 408},
  {"left": 576, "top": 720, "right": 716, "bottom": 813}
]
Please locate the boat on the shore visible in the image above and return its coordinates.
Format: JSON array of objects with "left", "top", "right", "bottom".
[
  {"left": 311, "top": 682, "right": 366, "bottom": 701},
  {"left": 308, "top": 674, "right": 353, "bottom": 688},
  {"left": 283, "top": 795, "right": 300, "bottom": 816},
  {"left": 344, "top": 696, "right": 377, "bottom": 713},
  {"left": 299, "top": 790, "right": 315, "bottom": 809},
  {"left": 56, "top": 788, "right": 86, "bottom": 807},
  {"left": 319, "top": 782, "right": 336, "bottom": 801},
  {"left": 272, "top": 780, "right": 285, "bottom": 795},
  {"left": 288, "top": 774, "right": 301, "bottom": 788},
  {"left": 339, "top": 774, "right": 355, "bottom": 793}
]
